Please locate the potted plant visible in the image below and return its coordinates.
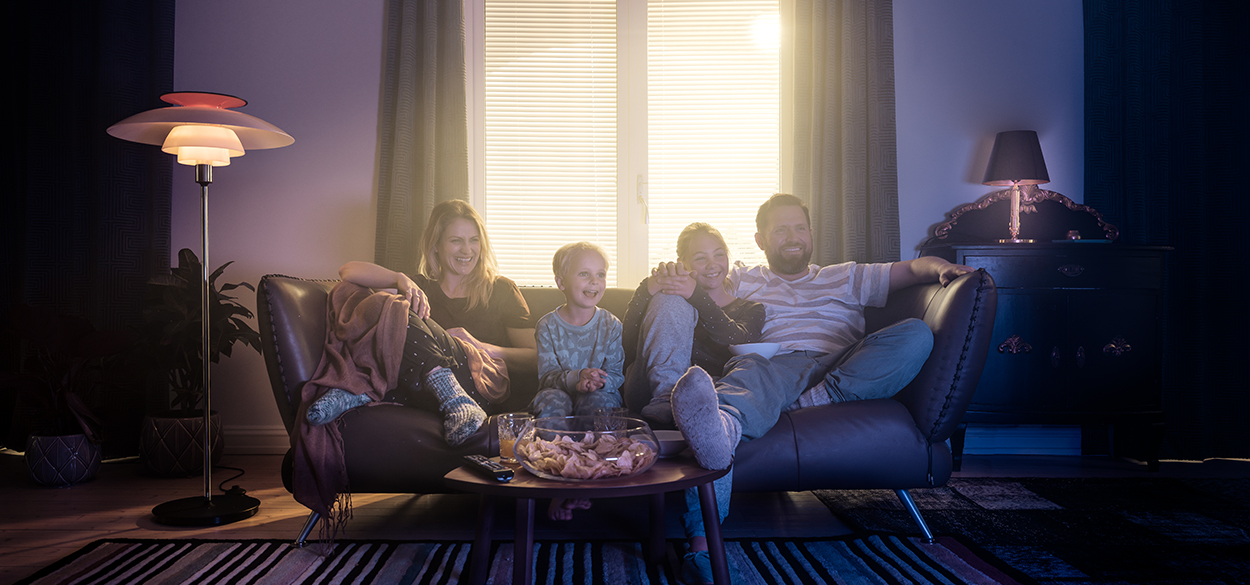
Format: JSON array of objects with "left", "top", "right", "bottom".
[
  {"left": 0, "top": 306, "right": 134, "bottom": 486},
  {"left": 138, "top": 248, "right": 262, "bottom": 476}
]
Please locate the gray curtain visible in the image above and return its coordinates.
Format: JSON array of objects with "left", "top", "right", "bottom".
[
  {"left": 792, "top": 0, "right": 899, "bottom": 264},
  {"left": 375, "top": 0, "right": 470, "bottom": 273}
]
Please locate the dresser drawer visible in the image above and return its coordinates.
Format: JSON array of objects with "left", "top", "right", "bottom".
[{"left": 961, "top": 252, "right": 1162, "bottom": 290}]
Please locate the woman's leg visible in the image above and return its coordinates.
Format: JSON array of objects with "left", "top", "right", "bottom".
[{"left": 394, "top": 312, "right": 487, "bottom": 445}]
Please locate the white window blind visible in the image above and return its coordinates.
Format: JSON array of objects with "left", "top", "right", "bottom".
[
  {"left": 483, "top": 1, "right": 619, "bottom": 287},
  {"left": 475, "top": 0, "right": 780, "bottom": 287},
  {"left": 647, "top": 4, "right": 778, "bottom": 271}
]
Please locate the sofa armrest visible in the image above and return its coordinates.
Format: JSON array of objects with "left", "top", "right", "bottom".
[
  {"left": 865, "top": 269, "right": 997, "bottom": 444},
  {"left": 257, "top": 274, "right": 338, "bottom": 435}
]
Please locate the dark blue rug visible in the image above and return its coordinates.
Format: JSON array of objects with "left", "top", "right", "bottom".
[
  {"left": 815, "top": 477, "right": 1250, "bottom": 584},
  {"left": 17, "top": 534, "right": 1031, "bottom": 584}
]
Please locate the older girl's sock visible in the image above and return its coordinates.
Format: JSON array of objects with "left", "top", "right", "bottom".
[
  {"left": 671, "top": 366, "right": 739, "bottom": 470},
  {"left": 425, "top": 366, "right": 487, "bottom": 446},
  {"left": 306, "top": 388, "right": 372, "bottom": 426}
]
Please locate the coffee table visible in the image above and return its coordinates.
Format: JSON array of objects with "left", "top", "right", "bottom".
[{"left": 445, "top": 457, "right": 731, "bottom": 585}]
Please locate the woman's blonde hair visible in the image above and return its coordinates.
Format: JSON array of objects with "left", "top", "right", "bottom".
[{"left": 418, "top": 200, "right": 500, "bottom": 310}]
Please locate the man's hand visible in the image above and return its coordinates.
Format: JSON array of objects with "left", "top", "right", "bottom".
[
  {"left": 576, "top": 368, "right": 607, "bottom": 393},
  {"left": 938, "top": 263, "right": 975, "bottom": 287},
  {"left": 889, "top": 257, "right": 977, "bottom": 292}
]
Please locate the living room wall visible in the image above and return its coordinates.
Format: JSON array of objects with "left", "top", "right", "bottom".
[{"left": 171, "top": 0, "right": 1085, "bottom": 454}]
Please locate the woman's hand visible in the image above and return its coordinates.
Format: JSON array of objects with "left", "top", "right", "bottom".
[
  {"left": 397, "top": 273, "right": 430, "bottom": 318},
  {"left": 340, "top": 260, "right": 430, "bottom": 318},
  {"left": 577, "top": 368, "right": 607, "bottom": 393}
]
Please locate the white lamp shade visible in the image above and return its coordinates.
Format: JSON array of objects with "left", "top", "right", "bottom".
[
  {"left": 108, "top": 92, "right": 293, "bottom": 153},
  {"left": 162, "top": 125, "right": 245, "bottom": 166}
]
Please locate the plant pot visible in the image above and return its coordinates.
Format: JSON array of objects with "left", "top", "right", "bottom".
[
  {"left": 138, "top": 410, "right": 224, "bottom": 477},
  {"left": 25, "top": 433, "right": 102, "bottom": 487}
]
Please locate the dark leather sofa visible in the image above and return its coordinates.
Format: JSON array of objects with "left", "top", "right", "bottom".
[{"left": 257, "top": 269, "right": 997, "bottom": 543}]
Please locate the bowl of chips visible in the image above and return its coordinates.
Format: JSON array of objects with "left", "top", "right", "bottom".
[{"left": 514, "top": 415, "right": 660, "bottom": 481}]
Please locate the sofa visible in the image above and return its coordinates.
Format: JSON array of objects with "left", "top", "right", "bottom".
[{"left": 257, "top": 269, "right": 997, "bottom": 544}]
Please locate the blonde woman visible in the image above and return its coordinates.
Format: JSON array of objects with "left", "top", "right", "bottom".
[
  {"left": 340, "top": 200, "right": 537, "bottom": 378},
  {"left": 308, "top": 201, "right": 537, "bottom": 444}
]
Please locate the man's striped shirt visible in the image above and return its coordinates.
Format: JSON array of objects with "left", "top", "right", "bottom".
[{"left": 728, "top": 261, "right": 893, "bottom": 356}]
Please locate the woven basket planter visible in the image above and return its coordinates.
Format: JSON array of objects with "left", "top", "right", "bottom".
[
  {"left": 25, "top": 434, "right": 102, "bottom": 487},
  {"left": 138, "top": 410, "right": 224, "bottom": 477}
]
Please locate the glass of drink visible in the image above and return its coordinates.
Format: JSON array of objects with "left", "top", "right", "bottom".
[
  {"left": 497, "top": 412, "right": 532, "bottom": 464},
  {"left": 593, "top": 406, "right": 631, "bottom": 432}
]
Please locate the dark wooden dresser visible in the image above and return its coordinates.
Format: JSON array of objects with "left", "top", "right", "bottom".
[
  {"left": 920, "top": 190, "right": 1170, "bottom": 470},
  {"left": 921, "top": 242, "right": 1169, "bottom": 469}
]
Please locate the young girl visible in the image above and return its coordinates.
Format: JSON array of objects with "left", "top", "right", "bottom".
[
  {"left": 621, "top": 222, "right": 763, "bottom": 584},
  {"left": 622, "top": 222, "right": 765, "bottom": 426}
]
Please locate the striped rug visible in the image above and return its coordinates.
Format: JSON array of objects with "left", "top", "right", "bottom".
[{"left": 18, "top": 535, "right": 1032, "bottom": 584}]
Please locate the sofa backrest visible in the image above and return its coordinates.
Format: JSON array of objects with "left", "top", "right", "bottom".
[
  {"left": 256, "top": 276, "right": 636, "bottom": 434},
  {"left": 258, "top": 272, "right": 996, "bottom": 445}
]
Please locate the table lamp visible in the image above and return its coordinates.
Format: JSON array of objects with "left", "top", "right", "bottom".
[
  {"left": 982, "top": 130, "right": 1049, "bottom": 244},
  {"left": 108, "top": 92, "right": 293, "bottom": 526}
]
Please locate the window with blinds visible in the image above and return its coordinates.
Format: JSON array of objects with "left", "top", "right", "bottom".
[{"left": 472, "top": 0, "right": 781, "bottom": 287}]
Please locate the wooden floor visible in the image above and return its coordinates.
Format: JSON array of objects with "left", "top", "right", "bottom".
[{"left": 2, "top": 449, "right": 1247, "bottom": 584}]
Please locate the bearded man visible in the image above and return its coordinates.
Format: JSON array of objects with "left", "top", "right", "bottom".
[{"left": 671, "top": 193, "right": 974, "bottom": 471}]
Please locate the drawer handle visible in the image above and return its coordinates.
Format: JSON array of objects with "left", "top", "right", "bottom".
[
  {"left": 1077, "top": 346, "right": 1086, "bottom": 368},
  {"left": 1103, "top": 336, "right": 1132, "bottom": 356},
  {"left": 1057, "top": 264, "right": 1085, "bottom": 277},
  {"left": 1052, "top": 346, "right": 1060, "bottom": 368},
  {"left": 998, "top": 335, "right": 1032, "bottom": 354}
]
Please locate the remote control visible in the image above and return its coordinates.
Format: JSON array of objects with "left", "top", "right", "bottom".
[{"left": 463, "top": 454, "right": 514, "bottom": 482}]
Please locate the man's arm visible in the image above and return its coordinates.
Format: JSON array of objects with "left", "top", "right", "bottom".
[{"left": 888, "top": 257, "right": 975, "bottom": 293}]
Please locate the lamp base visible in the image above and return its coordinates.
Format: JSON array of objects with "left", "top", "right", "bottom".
[
  {"left": 151, "top": 492, "right": 260, "bottom": 527},
  {"left": 998, "top": 238, "right": 1035, "bottom": 244}
]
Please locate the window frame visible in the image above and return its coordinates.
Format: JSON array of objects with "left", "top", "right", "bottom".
[{"left": 465, "top": 0, "right": 793, "bottom": 286}]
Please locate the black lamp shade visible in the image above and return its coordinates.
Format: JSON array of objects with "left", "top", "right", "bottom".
[{"left": 983, "top": 130, "right": 1050, "bottom": 186}]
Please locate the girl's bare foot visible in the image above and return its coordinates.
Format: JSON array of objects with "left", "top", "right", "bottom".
[{"left": 547, "top": 498, "right": 592, "bottom": 521}]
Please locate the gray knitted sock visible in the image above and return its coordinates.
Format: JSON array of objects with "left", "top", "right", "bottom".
[
  {"left": 671, "top": 366, "right": 738, "bottom": 470},
  {"left": 785, "top": 380, "right": 834, "bottom": 412},
  {"left": 425, "top": 366, "right": 487, "bottom": 446},
  {"left": 306, "top": 388, "right": 372, "bottom": 426}
]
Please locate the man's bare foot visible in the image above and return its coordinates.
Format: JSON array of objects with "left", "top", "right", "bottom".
[{"left": 548, "top": 498, "right": 592, "bottom": 521}]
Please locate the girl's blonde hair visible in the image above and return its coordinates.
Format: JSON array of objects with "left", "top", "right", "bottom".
[
  {"left": 676, "top": 222, "right": 729, "bottom": 263},
  {"left": 676, "top": 222, "right": 732, "bottom": 294},
  {"left": 418, "top": 200, "right": 500, "bottom": 310}
]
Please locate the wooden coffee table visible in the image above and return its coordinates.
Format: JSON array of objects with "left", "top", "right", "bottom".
[{"left": 445, "top": 457, "right": 731, "bottom": 585}]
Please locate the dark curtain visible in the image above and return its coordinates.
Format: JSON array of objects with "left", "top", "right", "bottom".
[
  {"left": 3, "top": 1, "right": 175, "bottom": 457},
  {"left": 792, "top": 0, "right": 900, "bottom": 265},
  {"left": 1084, "top": 0, "right": 1250, "bottom": 458},
  {"left": 374, "top": 0, "right": 468, "bottom": 274}
]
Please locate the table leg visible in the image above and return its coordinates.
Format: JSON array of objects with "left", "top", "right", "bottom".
[
  {"left": 469, "top": 496, "right": 496, "bottom": 585},
  {"left": 514, "top": 497, "right": 535, "bottom": 585},
  {"left": 648, "top": 492, "right": 666, "bottom": 563},
  {"left": 697, "top": 481, "right": 730, "bottom": 585}
]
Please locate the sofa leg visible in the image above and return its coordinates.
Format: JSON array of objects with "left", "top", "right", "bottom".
[
  {"left": 894, "top": 490, "right": 935, "bottom": 544},
  {"left": 294, "top": 511, "right": 322, "bottom": 547}
]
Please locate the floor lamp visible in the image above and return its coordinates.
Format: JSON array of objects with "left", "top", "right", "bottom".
[{"left": 108, "top": 92, "right": 293, "bottom": 526}]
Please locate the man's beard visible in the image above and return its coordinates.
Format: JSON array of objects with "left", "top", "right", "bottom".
[{"left": 764, "top": 243, "right": 812, "bottom": 276}]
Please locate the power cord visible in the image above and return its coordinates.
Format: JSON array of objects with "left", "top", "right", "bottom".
[{"left": 214, "top": 464, "right": 247, "bottom": 495}]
